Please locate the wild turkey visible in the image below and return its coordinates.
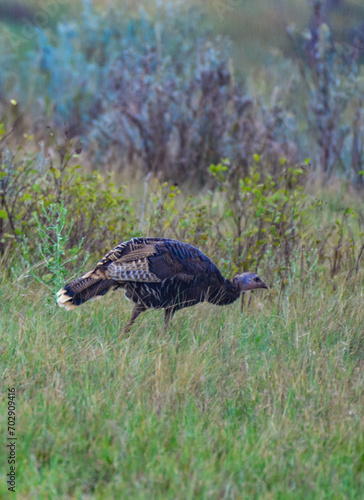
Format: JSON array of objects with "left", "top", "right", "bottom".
[{"left": 57, "top": 237, "right": 268, "bottom": 333}]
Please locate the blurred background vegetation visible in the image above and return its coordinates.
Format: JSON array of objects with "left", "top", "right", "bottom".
[{"left": 0, "top": 0, "right": 363, "bottom": 180}]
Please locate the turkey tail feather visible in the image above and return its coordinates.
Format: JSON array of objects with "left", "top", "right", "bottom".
[{"left": 57, "top": 272, "right": 117, "bottom": 310}]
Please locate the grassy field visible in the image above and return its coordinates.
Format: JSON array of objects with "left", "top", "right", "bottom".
[{"left": 1, "top": 268, "right": 364, "bottom": 498}]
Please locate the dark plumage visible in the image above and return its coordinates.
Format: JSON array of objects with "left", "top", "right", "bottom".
[{"left": 57, "top": 237, "right": 268, "bottom": 333}]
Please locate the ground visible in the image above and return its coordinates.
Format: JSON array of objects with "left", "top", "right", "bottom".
[{"left": 1, "top": 273, "right": 363, "bottom": 498}]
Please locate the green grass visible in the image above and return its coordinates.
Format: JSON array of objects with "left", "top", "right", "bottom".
[{"left": 1, "top": 272, "right": 364, "bottom": 498}]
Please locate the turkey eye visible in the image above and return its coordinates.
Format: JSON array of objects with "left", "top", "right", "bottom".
[{"left": 254, "top": 277, "right": 259, "bottom": 282}]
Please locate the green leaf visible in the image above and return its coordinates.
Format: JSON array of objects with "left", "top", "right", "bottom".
[{"left": 0, "top": 210, "right": 8, "bottom": 219}]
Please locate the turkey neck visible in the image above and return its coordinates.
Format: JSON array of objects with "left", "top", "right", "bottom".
[{"left": 207, "top": 278, "right": 240, "bottom": 306}]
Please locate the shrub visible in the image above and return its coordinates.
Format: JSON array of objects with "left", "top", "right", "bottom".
[
  {"left": 286, "top": 0, "right": 364, "bottom": 184},
  {"left": 0, "top": 137, "right": 136, "bottom": 266},
  {"left": 0, "top": 2, "right": 297, "bottom": 185},
  {"left": 1, "top": 2, "right": 362, "bottom": 184},
  {"left": 17, "top": 203, "right": 87, "bottom": 292},
  {"left": 2, "top": 122, "right": 364, "bottom": 290}
]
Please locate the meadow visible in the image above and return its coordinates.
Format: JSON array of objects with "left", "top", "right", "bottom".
[
  {"left": 1, "top": 158, "right": 364, "bottom": 497},
  {"left": 1, "top": 0, "right": 364, "bottom": 498},
  {"left": 1, "top": 260, "right": 364, "bottom": 498}
]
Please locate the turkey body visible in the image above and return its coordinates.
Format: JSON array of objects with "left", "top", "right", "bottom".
[
  {"left": 57, "top": 237, "right": 267, "bottom": 332},
  {"left": 119, "top": 240, "right": 234, "bottom": 311}
]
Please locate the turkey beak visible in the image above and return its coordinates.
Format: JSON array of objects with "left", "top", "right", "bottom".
[{"left": 260, "top": 281, "right": 269, "bottom": 290}]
